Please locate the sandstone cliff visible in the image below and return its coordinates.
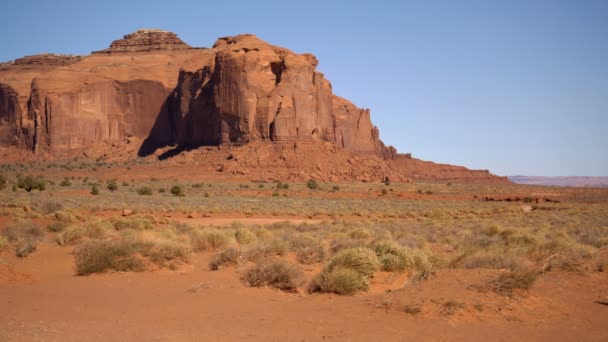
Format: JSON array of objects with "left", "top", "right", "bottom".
[{"left": 0, "top": 29, "right": 506, "bottom": 182}]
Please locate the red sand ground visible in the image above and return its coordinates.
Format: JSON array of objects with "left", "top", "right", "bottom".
[{"left": 1, "top": 226, "right": 607, "bottom": 341}]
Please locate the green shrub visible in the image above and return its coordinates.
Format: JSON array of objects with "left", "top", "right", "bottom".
[
  {"left": 17, "top": 175, "right": 45, "bottom": 192},
  {"left": 136, "top": 187, "right": 153, "bottom": 195},
  {"left": 107, "top": 180, "right": 118, "bottom": 191},
  {"left": 74, "top": 240, "right": 146, "bottom": 275},
  {"left": 325, "top": 247, "right": 379, "bottom": 277},
  {"left": 309, "top": 268, "right": 370, "bottom": 295},
  {"left": 371, "top": 241, "right": 431, "bottom": 272},
  {"left": 242, "top": 258, "right": 303, "bottom": 292},
  {"left": 332, "top": 185, "right": 340, "bottom": 191},
  {"left": 209, "top": 247, "right": 241, "bottom": 270},
  {"left": 91, "top": 185, "right": 100, "bottom": 195},
  {"left": 306, "top": 179, "right": 319, "bottom": 190},
  {"left": 59, "top": 178, "right": 72, "bottom": 186},
  {"left": 0, "top": 173, "right": 6, "bottom": 190}
]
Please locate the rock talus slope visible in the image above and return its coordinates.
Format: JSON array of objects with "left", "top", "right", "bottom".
[{"left": 0, "top": 29, "right": 506, "bottom": 182}]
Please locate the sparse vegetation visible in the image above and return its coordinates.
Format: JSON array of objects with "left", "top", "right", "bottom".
[
  {"left": 210, "top": 247, "right": 241, "bottom": 270},
  {"left": 242, "top": 258, "right": 303, "bottom": 292},
  {"left": 1, "top": 220, "right": 45, "bottom": 257},
  {"left": 107, "top": 180, "right": 118, "bottom": 191},
  {"left": 488, "top": 269, "right": 539, "bottom": 296},
  {"left": 306, "top": 179, "right": 319, "bottom": 190},
  {"left": 310, "top": 247, "right": 380, "bottom": 295},
  {"left": 74, "top": 240, "right": 146, "bottom": 275},
  {"left": 17, "top": 175, "right": 46, "bottom": 192},
  {"left": 170, "top": 185, "right": 184, "bottom": 196},
  {"left": 136, "top": 186, "right": 153, "bottom": 195}
]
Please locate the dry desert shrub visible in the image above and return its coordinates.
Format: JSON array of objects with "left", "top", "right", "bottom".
[
  {"left": 371, "top": 240, "right": 431, "bottom": 272},
  {"left": 189, "top": 228, "right": 234, "bottom": 251},
  {"left": 243, "top": 239, "right": 288, "bottom": 261},
  {"left": 285, "top": 232, "right": 327, "bottom": 264},
  {"left": 325, "top": 247, "right": 380, "bottom": 277},
  {"left": 2, "top": 220, "right": 44, "bottom": 257},
  {"left": 441, "top": 300, "right": 465, "bottom": 316},
  {"left": 47, "top": 221, "right": 68, "bottom": 232},
  {"left": 210, "top": 247, "right": 241, "bottom": 270},
  {"left": 234, "top": 228, "right": 256, "bottom": 245},
  {"left": 74, "top": 240, "right": 146, "bottom": 275},
  {"left": 112, "top": 216, "right": 154, "bottom": 230},
  {"left": 242, "top": 258, "right": 303, "bottom": 292},
  {"left": 487, "top": 269, "right": 540, "bottom": 296},
  {"left": 139, "top": 239, "right": 191, "bottom": 268},
  {"left": 309, "top": 247, "right": 380, "bottom": 295},
  {"left": 34, "top": 200, "right": 64, "bottom": 214},
  {"left": 309, "top": 268, "right": 370, "bottom": 295},
  {"left": 56, "top": 220, "right": 111, "bottom": 246}
]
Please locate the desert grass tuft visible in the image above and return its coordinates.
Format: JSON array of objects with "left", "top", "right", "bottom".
[{"left": 242, "top": 258, "right": 303, "bottom": 292}]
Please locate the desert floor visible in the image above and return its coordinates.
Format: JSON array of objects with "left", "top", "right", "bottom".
[{"left": 1, "top": 161, "right": 607, "bottom": 341}]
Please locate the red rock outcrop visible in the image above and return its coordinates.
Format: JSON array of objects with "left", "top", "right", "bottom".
[
  {"left": 0, "top": 30, "right": 507, "bottom": 182},
  {"left": 94, "top": 29, "right": 192, "bottom": 53}
]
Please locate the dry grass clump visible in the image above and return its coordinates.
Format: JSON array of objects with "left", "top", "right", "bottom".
[
  {"left": 112, "top": 216, "right": 154, "bottom": 230},
  {"left": 139, "top": 239, "right": 191, "bottom": 268},
  {"left": 487, "top": 269, "right": 539, "bottom": 296},
  {"left": 243, "top": 239, "right": 288, "bottom": 261},
  {"left": 286, "top": 233, "right": 327, "bottom": 264},
  {"left": 242, "top": 258, "right": 303, "bottom": 292},
  {"left": 56, "top": 220, "right": 111, "bottom": 246},
  {"left": 296, "top": 243, "right": 327, "bottom": 264},
  {"left": 309, "top": 268, "right": 370, "bottom": 295},
  {"left": 234, "top": 228, "right": 256, "bottom": 245},
  {"left": 210, "top": 247, "right": 241, "bottom": 270},
  {"left": 309, "top": 247, "right": 380, "bottom": 295},
  {"left": 371, "top": 240, "right": 431, "bottom": 272},
  {"left": 189, "top": 228, "right": 234, "bottom": 251},
  {"left": 74, "top": 239, "right": 146, "bottom": 275},
  {"left": 34, "top": 200, "right": 64, "bottom": 214},
  {"left": 1, "top": 220, "right": 45, "bottom": 257},
  {"left": 441, "top": 300, "right": 464, "bottom": 316},
  {"left": 54, "top": 211, "right": 78, "bottom": 223},
  {"left": 325, "top": 247, "right": 380, "bottom": 277},
  {"left": 47, "top": 221, "right": 68, "bottom": 232}
]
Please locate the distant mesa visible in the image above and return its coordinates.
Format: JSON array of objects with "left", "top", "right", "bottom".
[{"left": 0, "top": 30, "right": 506, "bottom": 183}]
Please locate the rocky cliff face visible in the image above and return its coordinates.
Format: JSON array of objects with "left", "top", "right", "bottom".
[
  {"left": 0, "top": 30, "right": 506, "bottom": 182},
  {"left": 0, "top": 30, "right": 389, "bottom": 157}
]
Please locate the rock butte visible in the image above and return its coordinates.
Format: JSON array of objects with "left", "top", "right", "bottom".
[{"left": 0, "top": 29, "right": 506, "bottom": 182}]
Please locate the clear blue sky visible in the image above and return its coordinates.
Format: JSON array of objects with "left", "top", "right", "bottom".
[{"left": 1, "top": 0, "right": 607, "bottom": 176}]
